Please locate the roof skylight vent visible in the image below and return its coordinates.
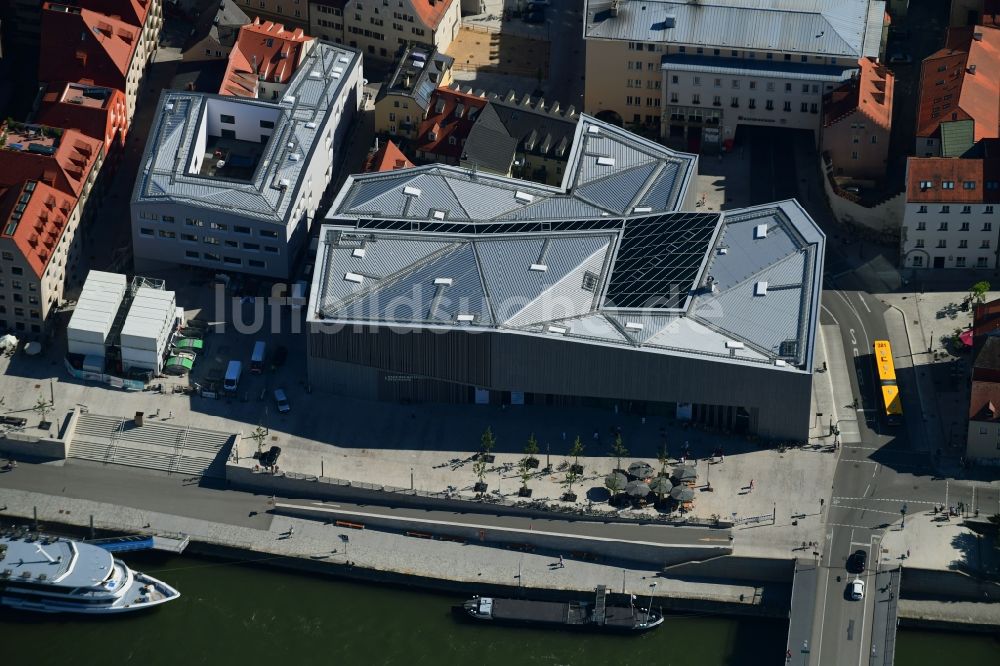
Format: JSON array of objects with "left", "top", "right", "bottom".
[
  {"left": 754, "top": 281, "right": 768, "bottom": 296},
  {"left": 529, "top": 264, "right": 548, "bottom": 272},
  {"left": 725, "top": 341, "right": 744, "bottom": 349},
  {"left": 457, "top": 314, "right": 476, "bottom": 322},
  {"left": 547, "top": 325, "right": 568, "bottom": 334},
  {"left": 403, "top": 186, "right": 422, "bottom": 197},
  {"left": 344, "top": 272, "right": 364, "bottom": 284},
  {"left": 754, "top": 223, "right": 768, "bottom": 239},
  {"left": 515, "top": 191, "right": 534, "bottom": 203},
  {"left": 352, "top": 248, "right": 366, "bottom": 258},
  {"left": 624, "top": 322, "right": 644, "bottom": 331},
  {"left": 433, "top": 278, "right": 452, "bottom": 286},
  {"left": 597, "top": 156, "right": 616, "bottom": 167},
  {"left": 633, "top": 206, "right": 652, "bottom": 213},
  {"left": 587, "top": 126, "right": 599, "bottom": 135}
]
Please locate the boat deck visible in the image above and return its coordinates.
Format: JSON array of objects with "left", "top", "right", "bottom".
[{"left": 490, "top": 599, "right": 589, "bottom": 625}]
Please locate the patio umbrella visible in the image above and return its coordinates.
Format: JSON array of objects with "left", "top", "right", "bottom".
[
  {"left": 625, "top": 480, "right": 650, "bottom": 497},
  {"left": 670, "top": 486, "right": 695, "bottom": 502},
  {"left": 649, "top": 476, "right": 673, "bottom": 496},
  {"left": 671, "top": 465, "right": 697, "bottom": 483},
  {"left": 24, "top": 341, "right": 42, "bottom": 356},
  {"left": 627, "top": 461, "right": 654, "bottom": 479},
  {"left": 959, "top": 329, "right": 973, "bottom": 347},
  {"left": 0, "top": 334, "right": 18, "bottom": 351},
  {"left": 604, "top": 471, "right": 627, "bottom": 491}
]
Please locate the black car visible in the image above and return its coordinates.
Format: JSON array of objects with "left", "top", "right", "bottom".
[{"left": 848, "top": 549, "right": 867, "bottom": 573}]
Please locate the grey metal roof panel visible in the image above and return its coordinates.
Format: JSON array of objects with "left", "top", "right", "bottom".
[
  {"left": 497, "top": 195, "right": 609, "bottom": 220},
  {"left": 446, "top": 178, "right": 533, "bottom": 219},
  {"left": 637, "top": 162, "right": 681, "bottom": 211},
  {"left": 585, "top": 0, "right": 885, "bottom": 59},
  {"left": 575, "top": 162, "right": 660, "bottom": 214},
  {"left": 644, "top": 316, "right": 769, "bottom": 361},
  {"left": 605, "top": 312, "right": 675, "bottom": 344},
  {"left": 574, "top": 135, "right": 657, "bottom": 185},
  {"left": 564, "top": 313, "right": 628, "bottom": 342},
  {"left": 707, "top": 209, "right": 799, "bottom": 291},
  {"left": 696, "top": 277, "right": 804, "bottom": 358},
  {"left": 505, "top": 242, "right": 610, "bottom": 327},
  {"left": 660, "top": 54, "right": 857, "bottom": 83}
]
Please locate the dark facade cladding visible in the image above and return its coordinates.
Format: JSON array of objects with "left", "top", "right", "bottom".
[{"left": 307, "top": 325, "right": 813, "bottom": 441}]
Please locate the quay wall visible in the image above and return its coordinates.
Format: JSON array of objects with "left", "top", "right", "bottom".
[
  {"left": 0, "top": 408, "right": 79, "bottom": 461},
  {"left": 272, "top": 502, "right": 732, "bottom": 568}
]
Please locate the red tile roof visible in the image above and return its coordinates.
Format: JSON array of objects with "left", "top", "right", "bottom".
[
  {"left": 39, "top": 3, "right": 140, "bottom": 90},
  {"left": 0, "top": 125, "right": 103, "bottom": 200},
  {"left": 0, "top": 180, "right": 77, "bottom": 278},
  {"left": 364, "top": 140, "right": 414, "bottom": 172},
  {"left": 220, "top": 18, "right": 313, "bottom": 98},
  {"left": 36, "top": 82, "right": 129, "bottom": 152},
  {"left": 974, "top": 298, "right": 1000, "bottom": 344},
  {"left": 823, "top": 57, "right": 894, "bottom": 129},
  {"left": 906, "top": 155, "right": 1000, "bottom": 202},
  {"left": 415, "top": 87, "right": 488, "bottom": 161},
  {"left": 915, "top": 26, "right": 1000, "bottom": 141},
  {"left": 75, "top": 0, "right": 151, "bottom": 28},
  {"left": 970, "top": 379, "right": 1000, "bottom": 420},
  {"left": 410, "top": 0, "right": 455, "bottom": 30}
]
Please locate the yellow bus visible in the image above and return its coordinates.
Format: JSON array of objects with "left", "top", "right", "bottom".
[{"left": 873, "top": 340, "right": 902, "bottom": 425}]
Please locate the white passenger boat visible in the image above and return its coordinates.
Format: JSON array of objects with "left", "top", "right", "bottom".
[{"left": 0, "top": 534, "right": 180, "bottom": 614}]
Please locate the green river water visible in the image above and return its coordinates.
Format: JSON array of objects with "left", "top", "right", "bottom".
[{"left": 1, "top": 554, "right": 996, "bottom": 665}]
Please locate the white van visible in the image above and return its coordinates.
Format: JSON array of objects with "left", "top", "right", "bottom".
[
  {"left": 250, "top": 341, "right": 266, "bottom": 374},
  {"left": 224, "top": 360, "right": 242, "bottom": 391}
]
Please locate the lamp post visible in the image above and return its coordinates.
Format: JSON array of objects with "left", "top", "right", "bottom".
[
  {"left": 410, "top": 467, "right": 414, "bottom": 491},
  {"left": 900, "top": 503, "right": 908, "bottom": 529},
  {"left": 645, "top": 582, "right": 657, "bottom": 625}
]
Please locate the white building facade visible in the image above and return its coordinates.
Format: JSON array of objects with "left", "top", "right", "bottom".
[{"left": 130, "top": 41, "right": 362, "bottom": 279}]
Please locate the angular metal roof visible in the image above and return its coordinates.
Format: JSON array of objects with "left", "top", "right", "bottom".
[
  {"left": 133, "top": 41, "right": 360, "bottom": 223},
  {"left": 585, "top": 0, "right": 886, "bottom": 59}
]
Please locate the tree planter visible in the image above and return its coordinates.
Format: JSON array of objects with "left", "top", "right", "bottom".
[
  {"left": 478, "top": 453, "right": 495, "bottom": 464},
  {"left": 524, "top": 457, "right": 540, "bottom": 469},
  {"left": 562, "top": 492, "right": 577, "bottom": 503},
  {"left": 518, "top": 487, "right": 532, "bottom": 498},
  {"left": 570, "top": 464, "right": 584, "bottom": 475},
  {"left": 39, "top": 420, "right": 51, "bottom": 431},
  {"left": 474, "top": 482, "right": 488, "bottom": 493}
]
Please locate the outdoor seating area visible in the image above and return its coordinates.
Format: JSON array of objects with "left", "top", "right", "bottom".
[
  {"left": 198, "top": 136, "right": 265, "bottom": 180},
  {"left": 604, "top": 459, "right": 699, "bottom": 513}
]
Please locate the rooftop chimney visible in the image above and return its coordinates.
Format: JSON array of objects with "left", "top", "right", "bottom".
[{"left": 610, "top": 0, "right": 620, "bottom": 18}]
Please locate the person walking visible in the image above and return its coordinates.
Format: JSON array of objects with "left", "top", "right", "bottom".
[{"left": 558, "top": 555, "right": 565, "bottom": 568}]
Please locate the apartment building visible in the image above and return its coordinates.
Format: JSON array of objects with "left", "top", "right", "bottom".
[
  {"left": 36, "top": 82, "right": 129, "bottom": 158},
  {"left": 914, "top": 26, "right": 1000, "bottom": 157},
  {"left": 309, "top": 0, "right": 460, "bottom": 62},
  {"left": 130, "top": 40, "right": 362, "bottom": 279},
  {"left": 232, "top": 0, "right": 309, "bottom": 27},
  {"left": 219, "top": 18, "right": 315, "bottom": 100},
  {"left": 0, "top": 124, "right": 104, "bottom": 334},
  {"left": 583, "top": 0, "right": 887, "bottom": 147},
  {"left": 182, "top": 0, "right": 249, "bottom": 63},
  {"left": 968, "top": 335, "right": 1000, "bottom": 463},
  {"left": 39, "top": 0, "right": 163, "bottom": 120},
  {"left": 900, "top": 148, "right": 1000, "bottom": 270},
  {"left": 374, "top": 46, "right": 453, "bottom": 140},
  {"left": 413, "top": 86, "right": 488, "bottom": 164},
  {"left": 821, "top": 57, "right": 894, "bottom": 181}
]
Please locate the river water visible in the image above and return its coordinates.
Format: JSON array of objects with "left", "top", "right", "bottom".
[{"left": 1, "top": 554, "right": 996, "bottom": 665}]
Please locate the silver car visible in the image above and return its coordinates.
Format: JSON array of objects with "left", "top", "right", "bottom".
[{"left": 274, "top": 388, "right": 290, "bottom": 414}]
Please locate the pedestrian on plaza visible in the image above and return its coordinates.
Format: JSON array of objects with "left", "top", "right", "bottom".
[
  {"left": 562, "top": 432, "right": 567, "bottom": 442},
  {"left": 558, "top": 555, "right": 565, "bottom": 568},
  {"left": 289, "top": 525, "right": 295, "bottom": 537},
  {"left": 906, "top": 549, "right": 910, "bottom": 559},
  {"left": 749, "top": 479, "right": 755, "bottom": 492},
  {"left": 168, "top": 410, "right": 173, "bottom": 420}
]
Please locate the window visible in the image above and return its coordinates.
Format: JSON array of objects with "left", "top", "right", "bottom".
[
  {"left": 714, "top": 78, "right": 721, "bottom": 88},
  {"left": 670, "top": 74, "right": 677, "bottom": 84},
  {"left": 693, "top": 77, "right": 701, "bottom": 86},
  {"left": 961, "top": 222, "right": 970, "bottom": 230},
  {"left": 186, "top": 218, "right": 204, "bottom": 227},
  {"left": 810, "top": 103, "right": 818, "bottom": 114},
  {"left": 203, "top": 252, "right": 220, "bottom": 262},
  {"left": 749, "top": 81, "right": 756, "bottom": 90},
  {"left": 765, "top": 100, "right": 774, "bottom": 110},
  {"left": 783, "top": 101, "right": 791, "bottom": 112},
  {"left": 959, "top": 239, "right": 969, "bottom": 248},
  {"left": 260, "top": 120, "right": 275, "bottom": 129},
  {"left": 938, "top": 222, "right": 948, "bottom": 231},
  {"left": 956, "top": 257, "right": 967, "bottom": 267},
  {"left": 731, "top": 80, "right": 739, "bottom": 89},
  {"left": 220, "top": 114, "right": 235, "bottom": 124},
  {"left": 871, "top": 135, "right": 878, "bottom": 144},
  {"left": 244, "top": 242, "right": 260, "bottom": 251},
  {"left": 713, "top": 95, "right": 721, "bottom": 106},
  {"left": 223, "top": 256, "right": 241, "bottom": 265},
  {"left": 915, "top": 239, "right": 925, "bottom": 248},
  {"left": 264, "top": 246, "right": 279, "bottom": 254},
  {"left": 982, "top": 240, "right": 992, "bottom": 249},
  {"left": 918, "top": 205, "right": 928, "bottom": 213},
  {"left": 916, "top": 222, "right": 926, "bottom": 230},
  {"left": 937, "top": 239, "right": 947, "bottom": 248},
  {"left": 234, "top": 225, "right": 251, "bottom": 234},
  {"left": 730, "top": 97, "right": 739, "bottom": 108},
  {"left": 185, "top": 250, "right": 199, "bottom": 259},
  {"left": 941, "top": 206, "right": 950, "bottom": 213},
  {"left": 0, "top": 252, "right": 11, "bottom": 261},
  {"left": 11, "top": 267, "right": 21, "bottom": 277},
  {"left": 162, "top": 215, "right": 175, "bottom": 223},
  {"left": 851, "top": 151, "right": 859, "bottom": 160},
  {"left": 224, "top": 239, "right": 238, "bottom": 248},
  {"left": 985, "top": 206, "right": 994, "bottom": 214},
  {"left": 985, "top": 222, "right": 993, "bottom": 232},
  {"left": 961, "top": 206, "right": 972, "bottom": 214},
  {"left": 802, "top": 84, "right": 809, "bottom": 93},
  {"left": 140, "top": 227, "right": 154, "bottom": 236},
  {"left": 853, "top": 136, "right": 860, "bottom": 144},
  {"left": 942, "top": 181, "right": 955, "bottom": 189},
  {"left": 692, "top": 94, "right": 701, "bottom": 104},
  {"left": 248, "top": 259, "right": 266, "bottom": 268},
  {"left": 785, "top": 83, "right": 792, "bottom": 92},
  {"left": 210, "top": 222, "right": 228, "bottom": 231},
  {"left": 801, "top": 102, "right": 808, "bottom": 112},
  {"left": 912, "top": 256, "right": 924, "bottom": 267},
  {"left": 670, "top": 92, "right": 678, "bottom": 103},
  {"left": 748, "top": 98, "right": 756, "bottom": 109},
  {"left": 978, "top": 257, "right": 989, "bottom": 268},
  {"left": 158, "top": 230, "right": 176, "bottom": 239},
  {"left": 203, "top": 236, "right": 220, "bottom": 245},
  {"left": 766, "top": 82, "right": 774, "bottom": 92}
]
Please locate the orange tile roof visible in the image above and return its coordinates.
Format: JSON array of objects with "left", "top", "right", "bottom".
[
  {"left": 906, "top": 155, "right": 1000, "bottom": 203},
  {"left": 364, "top": 140, "right": 414, "bottom": 172},
  {"left": 409, "top": 0, "right": 455, "bottom": 30},
  {"left": 415, "top": 87, "right": 488, "bottom": 160},
  {"left": 0, "top": 125, "right": 103, "bottom": 200},
  {"left": 78, "top": 0, "right": 151, "bottom": 28},
  {"left": 823, "top": 57, "right": 894, "bottom": 129},
  {"left": 970, "top": 379, "right": 1000, "bottom": 420},
  {"left": 39, "top": 3, "right": 140, "bottom": 89},
  {"left": 0, "top": 180, "right": 77, "bottom": 278},
  {"left": 36, "top": 82, "right": 129, "bottom": 152},
  {"left": 915, "top": 26, "right": 1000, "bottom": 141},
  {"left": 220, "top": 18, "right": 313, "bottom": 98}
]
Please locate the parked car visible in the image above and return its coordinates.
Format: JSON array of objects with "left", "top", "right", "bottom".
[
  {"left": 888, "top": 53, "right": 912, "bottom": 64},
  {"left": 272, "top": 345, "right": 288, "bottom": 367},
  {"left": 274, "top": 388, "right": 291, "bottom": 414},
  {"left": 848, "top": 549, "right": 867, "bottom": 574},
  {"left": 849, "top": 578, "right": 865, "bottom": 601}
]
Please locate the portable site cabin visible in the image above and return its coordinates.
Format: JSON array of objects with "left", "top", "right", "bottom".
[
  {"left": 67, "top": 271, "right": 128, "bottom": 359},
  {"left": 120, "top": 287, "right": 177, "bottom": 373}
]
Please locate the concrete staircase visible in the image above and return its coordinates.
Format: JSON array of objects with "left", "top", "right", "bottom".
[{"left": 68, "top": 413, "right": 233, "bottom": 478}]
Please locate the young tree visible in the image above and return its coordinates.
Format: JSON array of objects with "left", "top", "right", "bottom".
[
  {"left": 473, "top": 459, "right": 488, "bottom": 492},
  {"left": 969, "top": 280, "right": 991, "bottom": 307},
  {"left": 524, "top": 433, "right": 540, "bottom": 468},
  {"left": 610, "top": 433, "right": 628, "bottom": 472},
  {"left": 562, "top": 468, "right": 579, "bottom": 501},
  {"left": 249, "top": 425, "right": 268, "bottom": 457},
  {"left": 569, "top": 435, "right": 585, "bottom": 473},
  {"left": 479, "top": 426, "right": 496, "bottom": 462},
  {"left": 32, "top": 395, "right": 52, "bottom": 426},
  {"left": 657, "top": 442, "right": 670, "bottom": 476},
  {"left": 518, "top": 457, "right": 532, "bottom": 497}
]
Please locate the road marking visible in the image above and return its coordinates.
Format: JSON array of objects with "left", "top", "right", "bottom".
[
  {"left": 311, "top": 502, "right": 341, "bottom": 508},
  {"left": 850, "top": 328, "right": 857, "bottom": 345},
  {"left": 856, "top": 293, "right": 872, "bottom": 313},
  {"left": 829, "top": 504, "right": 901, "bottom": 517},
  {"left": 827, "top": 522, "right": 883, "bottom": 530},
  {"left": 863, "top": 484, "right": 871, "bottom": 497},
  {"left": 849, "top": 541, "right": 872, "bottom": 548},
  {"left": 833, "top": 496, "right": 935, "bottom": 504},
  {"left": 840, "top": 459, "right": 878, "bottom": 464}
]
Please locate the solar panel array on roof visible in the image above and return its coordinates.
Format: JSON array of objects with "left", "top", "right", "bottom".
[{"left": 605, "top": 212, "right": 719, "bottom": 309}]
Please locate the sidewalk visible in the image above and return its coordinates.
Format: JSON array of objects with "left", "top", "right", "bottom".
[{"left": 879, "top": 511, "right": 998, "bottom": 576}]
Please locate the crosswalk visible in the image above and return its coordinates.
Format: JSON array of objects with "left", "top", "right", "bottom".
[{"left": 68, "top": 412, "right": 233, "bottom": 478}]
